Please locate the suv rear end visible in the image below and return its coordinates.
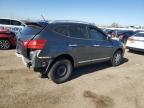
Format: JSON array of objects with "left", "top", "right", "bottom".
[{"left": 16, "top": 21, "right": 49, "bottom": 71}]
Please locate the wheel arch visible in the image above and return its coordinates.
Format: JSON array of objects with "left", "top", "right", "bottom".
[
  {"left": 114, "top": 48, "right": 124, "bottom": 55},
  {"left": 48, "top": 54, "right": 74, "bottom": 72}
]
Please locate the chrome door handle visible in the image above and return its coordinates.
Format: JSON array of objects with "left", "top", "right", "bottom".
[
  {"left": 69, "top": 44, "right": 78, "bottom": 47},
  {"left": 92, "top": 45, "right": 101, "bottom": 47}
]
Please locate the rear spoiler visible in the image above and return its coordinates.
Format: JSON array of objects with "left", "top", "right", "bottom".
[{"left": 24, "top": 21, "right": 48, "bottom": 28}]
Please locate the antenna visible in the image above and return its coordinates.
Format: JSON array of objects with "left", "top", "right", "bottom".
[{"left": 41, "top": 14, "right": 46, "bottom": 21}]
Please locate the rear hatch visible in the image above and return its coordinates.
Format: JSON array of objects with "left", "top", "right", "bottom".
[{"left": 17, "top": 21, "right": 48, "bottom": 58}]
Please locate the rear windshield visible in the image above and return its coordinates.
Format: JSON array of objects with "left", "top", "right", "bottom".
[
  {"left": 20, "top": 22, "right": 47, "bottom": 40},
  {"left": 134, "top": 33, "right": 144, "bottom": 37}
]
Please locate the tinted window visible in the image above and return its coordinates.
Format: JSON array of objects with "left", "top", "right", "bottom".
[
  {"left": 126, "top": 31, "right": 134, "bottom": 35},
  {"left": 69, "top": 25, "right": 88, "bottom": 39},
  {"left": 107, "top": 30, "right": 114, "bottom": 34},
  {"left": 0, "top": 19, "right": 11, "bottom": 25},
  {"left": 134, "top": 33, "right": 144, "bottom": 37},
  {"left": 52, "top": 25, "right": 69, "bottom": 36},
  {"left": 89, "top": 27, "right": 107, "bottom": 41},
  {"left": 118, "top": 30, "right": 127, "bottom": 35},
  {"left": 122, "top": 31, "right": 134, "bottom": 36},
  {"left": 20, "top": 22, "right": 47, "bottom": 40},
  {"left": 11, "top": 20, "right": 21, "bottom": 26},
  {"left": 117, "top": 30, "right": 125, "bottom": 35}
]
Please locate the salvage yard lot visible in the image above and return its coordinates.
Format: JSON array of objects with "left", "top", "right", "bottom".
[{"left": 0, "top": 50, "right": 144, "bottom": 108}]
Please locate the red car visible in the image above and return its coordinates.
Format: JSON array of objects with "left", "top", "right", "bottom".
[{"left": 0, "top": 30, "right": 16, "bottom": 49}]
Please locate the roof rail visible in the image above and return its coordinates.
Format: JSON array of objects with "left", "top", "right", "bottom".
[{"left": 51, "top": 20, "right": 95, "bottom": 25}]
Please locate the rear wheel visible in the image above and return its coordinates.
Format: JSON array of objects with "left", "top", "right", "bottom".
[
  {"left": 48, "top": 59, "right": 72, "bottom": 84},
  {"left": 0, "top": 39, "right": 11, "bottom": 50},
  {"left": 111, "top": 50, "right": 123, "bottom": 66}
]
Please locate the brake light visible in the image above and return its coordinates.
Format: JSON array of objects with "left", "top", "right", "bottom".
[{"left": 24, "top": 39, "right": 47, "bottom": 49}]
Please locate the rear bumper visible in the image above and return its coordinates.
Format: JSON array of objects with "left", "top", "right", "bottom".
[
  {"left": 127, "top": 47, "right": 144, "bottom": 52},
  {"left": 16, "top": 51, "right": 53, "bottom": 72}
]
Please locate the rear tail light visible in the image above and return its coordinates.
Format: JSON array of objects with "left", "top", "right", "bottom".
[{"left": 24, "top": 39, "right": 47, "bottom": 50}]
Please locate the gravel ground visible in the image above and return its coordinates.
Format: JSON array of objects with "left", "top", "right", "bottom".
[{"left": 0, "top": 49, "right": 144, "bottom": 108}]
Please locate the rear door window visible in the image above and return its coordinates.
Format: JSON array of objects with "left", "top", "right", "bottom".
[
  {"left": 126, "top": 31, "right": 134, "bottom": 35},
  {"left": 69, "top": 25, "right": 88, "bottom": 39},
  {"left": 52, "top": 24, "right": 69, "bottom": 36},
  {"left": 0, "top": 19, "right": 11, "bottom": 25},
  {"left": 135, "top": 33, "right": 144, "bottom": 37},
  {"left": 11, "top": 20, "right": 22, "bottom": 26}
]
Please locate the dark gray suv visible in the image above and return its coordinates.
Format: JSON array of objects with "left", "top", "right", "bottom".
[{"left": 16, "top": 20, "right": 125, "bottom": 83}]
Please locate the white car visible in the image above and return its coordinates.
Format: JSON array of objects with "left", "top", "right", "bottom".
[
  {"left": 0, "top": 19, "right": 26, "bottom": 34},
  {"left": 126, "top": 32, "right": 144, "bottom": 52}
]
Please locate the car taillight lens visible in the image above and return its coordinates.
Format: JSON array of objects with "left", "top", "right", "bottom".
[{"left": 24, "top": 39, "right": 47, "bottom": 49}]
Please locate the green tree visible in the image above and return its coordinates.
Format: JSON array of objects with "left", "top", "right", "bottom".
[{"left": 111, "top": 22, "right": 119, "bottom": 28}]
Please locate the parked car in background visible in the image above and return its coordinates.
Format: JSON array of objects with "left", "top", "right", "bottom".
[
  {"left": 104, "top": 29, "right": 115, "bottom": 36},
  {"left": 0, "top": 30, "right": 16, "bottom": 49},
  {"left": 0, "top": 19, "right": 26, "bottom": 34},
  {"left": 104, "top": 29, "right": 122, "bottom": 40},
  {"left": 118, "top": 30, "right": 136, "bottom": 44},
  {"left": 16, "top": 20, "right": 125, "bottom": 84},
  {"left": 126, "top": 32, "right": 144, "bottom": 52}
]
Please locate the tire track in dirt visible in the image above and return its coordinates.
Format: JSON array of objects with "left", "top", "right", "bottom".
[{"left": 83, "top": 91, "right": 114, "bottom": 108}]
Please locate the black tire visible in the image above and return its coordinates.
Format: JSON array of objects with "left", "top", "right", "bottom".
[
  {"left": 111, "top": 50, "right": 123, "bottom": 66},
  {"left": 129, "top": 49, "right": 133, "bottom": 52},
  {"left": 48, "top": 59, "right": 72, "bottom": 84},
  {"left": 0, "top": 39, "right": 11, "bottom": 50}
]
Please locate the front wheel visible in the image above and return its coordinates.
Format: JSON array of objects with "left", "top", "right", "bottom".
[
  {"left": 48, "top": 59, "right": 73, "bottom": 84},
  {"left": 111, "top": 50, "right": 123, "bottom": 66},
  {"left": 0, "top": 39, "right": 11, "bottom": 50}
]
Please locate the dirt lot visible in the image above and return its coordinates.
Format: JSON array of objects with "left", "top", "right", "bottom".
[{"left": 0, "top": 50, "right": 144, "bottom": 108}]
